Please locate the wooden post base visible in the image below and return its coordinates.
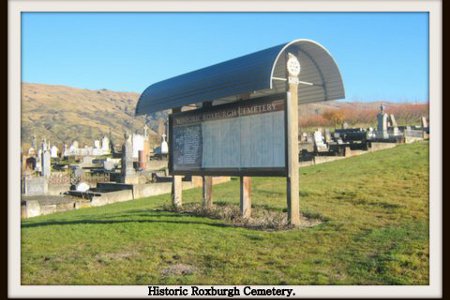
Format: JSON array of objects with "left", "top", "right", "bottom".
[{"left": 240, "top": 176, "right": 252, "bottom": 218}]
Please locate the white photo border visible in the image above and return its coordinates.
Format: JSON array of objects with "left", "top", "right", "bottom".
[{"left": 8, "top": 0, "right": 442, "bottom": 298}]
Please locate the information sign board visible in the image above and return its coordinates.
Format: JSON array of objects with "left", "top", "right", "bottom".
[{"left": 169, "top": 94, "right": 287, "bottom": 176}]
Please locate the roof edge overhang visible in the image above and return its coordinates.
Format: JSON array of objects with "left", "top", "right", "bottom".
[{"left": 135, "top": 39, "right": 345, "bottom": 115}]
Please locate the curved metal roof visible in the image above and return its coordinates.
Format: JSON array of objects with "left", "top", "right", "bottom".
[{"left": 135, "top": 39, "right": 345, "bottom": 115}]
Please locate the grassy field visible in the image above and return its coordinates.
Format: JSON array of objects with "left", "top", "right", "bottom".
[{"left": 21, "top": 142, "right": 429, "bottom": 285}]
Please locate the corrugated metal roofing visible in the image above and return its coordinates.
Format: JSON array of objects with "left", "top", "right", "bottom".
[{"left": 135, "top": 39, "right": 344, "bottom": 115}]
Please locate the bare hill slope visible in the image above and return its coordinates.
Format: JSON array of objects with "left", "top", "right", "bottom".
[
  {"left": 21, "top": 83, "right": 164, "bottom": 149},
  {"left": 21, "top": 82, "right": 426, "bottom": 150}
]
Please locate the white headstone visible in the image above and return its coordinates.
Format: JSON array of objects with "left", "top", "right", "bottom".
[
  {"left": 41, "top": 139, "right": 48, "bottom": 152},
  {"left": 28, "top": 147, "right": 36, "bottom": 156},
  {"left": 313, "top": 131, "right": 328, "bottom": 152},
  {"left": 63, "top": 144, "right": 69, "bottom": 157},
  {"left": 132, "top": 134, "right": 145, "bottom": 159},
  {"left": 421, "top": 116, "right": 428, "bottom": 128},
  {"left": 81, "top": 156, "right": 94, "bottom": 165},
  {"left": 122, "top": 132, "right": 135, "bottom": 177},
  {"left": 161, "top": 134, "right": 169, "bottom": 154},
  {"left": 389, "top": 114, "right": 398, "bottom": 128},
  {"left": 35, "top": 153, "right": 42, "bottom": 172},
  {"left": 377, "top": 104, "right": 389, "bottom": 138},
  {"left": 101, "top": 136, "right": 110, "bottom": 154},
  {"left": 50, "top": 145, "right": 59, "bottom": 158},
  {"left": 75, "top": 182, "right": 90, "bottom": 192},
  {"left": 41, "top": 150, "right": 51, "bottom": 177},
  {"left": 94, "top": 140, "right": 101, "bottom": 149}
]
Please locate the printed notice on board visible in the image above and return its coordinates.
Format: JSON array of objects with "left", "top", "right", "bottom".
[
  {"left": 172, "top": 123, "right": 202, "bottom": 169},
  {"left": 171, "top": 96, "right": 286, "bottom": 174}
]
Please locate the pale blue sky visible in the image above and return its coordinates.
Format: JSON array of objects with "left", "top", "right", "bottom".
[{"left": 21, "top": 12, "right": 429, "bottom": 102}]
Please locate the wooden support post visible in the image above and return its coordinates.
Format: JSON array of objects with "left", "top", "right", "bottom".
[
  {"left": 286, "top": 53, "right": 301, "bottom": 226},
  {"left": 202, "top": 176, "right": 213, "bottom": 209},
  {"left": 171, "top": 107, "right": 183, "bottom": 208},
  {"left": 172, "top": 175, "right": 183, "bottom": 208},
  {"left": 240, "top": 176, "right": 252, "bottom": 218}
]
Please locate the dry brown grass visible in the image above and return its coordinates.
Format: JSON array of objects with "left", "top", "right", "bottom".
[
  {"left": 21, "top": 83, "right": 162, "bottom": 148},
  {"left": 165, "top": 203, "right": 322, "bottom": 231}
]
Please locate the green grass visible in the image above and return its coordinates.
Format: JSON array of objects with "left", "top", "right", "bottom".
[{"left": 21, "top": 142, "right": 429, "bottom": 285}]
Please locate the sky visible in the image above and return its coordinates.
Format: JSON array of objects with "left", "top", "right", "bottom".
[{"left": 21, "top": 12, "right": 429, "bottom": 103}]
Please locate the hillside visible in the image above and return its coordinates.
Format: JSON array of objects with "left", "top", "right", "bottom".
[
  {"left": 21, "top": 83, "right": 166, "bottom": 150},
  {"left": 21, "top": 82, "right": 428, "bottom": 150}
]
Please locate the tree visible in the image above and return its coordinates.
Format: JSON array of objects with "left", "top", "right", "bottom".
[{"left": 322, "top": 110, "right": 345, "bottom": 127}]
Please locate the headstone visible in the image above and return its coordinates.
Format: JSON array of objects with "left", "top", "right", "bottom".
[
  {"left": 392, "top": 127, "right": 400, "bottom": 136},
  {"left": 35, "top": 150, "right": 42, "bottom": 172},
  {"left": 23, "top": 176, "right": 48, "bottom": 195},
  {"left": 421, "top": 116, "right": 428, "bottom": 129},
  {"left": 69, "top": 141, "right": 79, "bottom": 155},
  {"left": 41, "top": 138, "right": 48, "bottom": 152},
  {"left": 92, "top": 148, "right": 102, "bottom": 156},
  {"left": 367, "top": 127, "right": 376, "bottom": 139},
  {"left": 161, "top": 134, "right": 169, "bottom": 154},
  {"left": 101, "top": 136, "right": 110, "bottom": 154},
  {"left": 73, "top": 166, "right": 83, "bottom": 178},
  {"left": 76, "top": 182, "right": 90, "bottom": 192},
  {"left": 324, "top": 129, "right": 332, "bottom": 143},
  {"left": 132, "top": 133, "right": 145, "bottom": 159},
  {"left": 389, "top": 114, "right": 398, "bottom": 127},
  {"left": 313, "top": 130, "right": 328, "bottom": 152},
  {"left": 94, "top": 140, "right": 101, "bottom": 149},
  {"left": 301, "top": 132, "right": 308, "bottom": 142},
  {"left": 121, "top": 132, "right": 136, "bottom": 182},
  {"left": 389, "top": 114, "right": 400, "bottom": 136},
  {"left": 28, "top": 147, "right": 36, "bottom": 157},
  {"left": 63, "top": 144, "right": 69, "bottom": 157},
  {"left": 342, "top": 122, "right": 349, "bottom": 129},
  {"left": 377, "top": 104, "right": 389, "bottom": 139},
  {"left": 80, "top": 156, "right": 94, "bottom": 166},
  {"left": 50, "top": 145, "right": 59, "bottom": 158},
  {"left": 138, "top": 150, "right": 146, "bottom": 169},
  {"left": 41, "top": 150, "right": 51, "bottom": 178}
]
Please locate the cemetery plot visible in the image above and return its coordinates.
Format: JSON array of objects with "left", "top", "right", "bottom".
[{"left": 170, "top": 95, "right": 287, "bottom": 176}]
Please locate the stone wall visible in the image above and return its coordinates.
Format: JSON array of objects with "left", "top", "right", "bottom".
[
  {"left": 90, "top": 190, "right": 134, "bottom": 207},
  {"left": 48, "top": 172, "right": 71, "bottom": 185},
  {"left": 146, "top": 160, "right": 168, "bottom": 171},
  {"left": 80, "top": 172, "right": 111, "bottom": 186},
  {"left": 369, "top": 142, "right": 397, "bottom": 152},
  {"left": 22, "top": 177, "right": 48, "bottom": 196},
  {"left": 47, "top": 184, "right": 71, "bottom": 196}
]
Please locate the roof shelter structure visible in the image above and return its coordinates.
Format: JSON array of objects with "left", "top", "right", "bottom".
[
  {"left": 135, "top": 39, "right": 344, "bottom": 115},
  {"left": 135, "top": 39, "right": 345, "bottom": 226}
]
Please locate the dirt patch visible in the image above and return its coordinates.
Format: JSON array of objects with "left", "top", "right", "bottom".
[
  {"left": 161, "top": 264, "right": 196, "bottom": 277},
  {"left": 165, "top": 203, "right": 323, "bottom": 231}
]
